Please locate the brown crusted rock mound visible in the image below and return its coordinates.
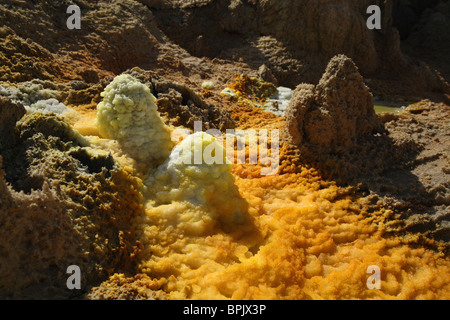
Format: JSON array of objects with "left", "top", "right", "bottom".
[
  {"left": 285, "top": 55, "right": 383, "bottom": 153},
  {"left": 0, "top": 113, "right": 143, "bottom": 299},
  {"left": 124, "top": 68, "right": 235, "bottom": 131},
  {"left": 0, "top": 26, "right": 66, "bottom": 82},
  {"left": 0, "top": 0, "right": 164, "bottom": 82},
  {"left": 153, "top": 79, "right": 235, "bottom": 131},
  {"left": 282, "top": 54, "right": 412, "bottom": 184},
  {"left": 284, "top": 56, "right": 449, "bottom": 252}
]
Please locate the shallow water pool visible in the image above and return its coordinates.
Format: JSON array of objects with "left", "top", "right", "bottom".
[{"left": 373, "top": 104, "right": 404, "bottom": 114}]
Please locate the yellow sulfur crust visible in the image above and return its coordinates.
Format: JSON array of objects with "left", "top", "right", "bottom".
[
  {"left": 138, "top": 165, "right": 450, "bottom": 300},
  {"left": 91, "top": 75, "right": 450, "bottom": 300}
]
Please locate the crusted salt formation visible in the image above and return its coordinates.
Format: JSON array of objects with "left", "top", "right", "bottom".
[
  {"left": 145, "top": 131, "right": 248, "bottom": 225},
  {"left": 285, "top": 54, "right": 383, "bottom": 153},
  {"left": 0, "top": 0, "right": 449, "bottom": 302},
  {"left": 0, "top": 26, "right": 66, "bottom": 82},
  {"left": 96, "top": 74, "right": 173, "bottom": 164},
  {"left": 0, "top": 1, "right": 160, "bottom": 82},
  {"left": 0, "top": 106, "right": 143, "bottom": 299},
  {"left": 136, "top": 156, "right": 450, "bottom": 300},
  {"left": 0, "top": 80, "right": 84, "bottom": 123}
]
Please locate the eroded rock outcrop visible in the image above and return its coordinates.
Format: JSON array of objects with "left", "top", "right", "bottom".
[
  {"left": 0, "top": 0, "right": 445, "bottom": 97},
  {"left": 284, "top": 55, "right": 384, "bottom": 153},
  {"left": 283, "top": 55, "right": 449, "bottom": 252},
  {"left": 149, "top": 0, "right": 445, "bottom": 93},
  {"left": 0, "top": 103, "right": 143, "bottom": 299},
  {"left": 124, "top": 68, "right": 236, "bottom": 131},
  {"left": 282, "top": 54, "right": 419, "bottom": 185}
]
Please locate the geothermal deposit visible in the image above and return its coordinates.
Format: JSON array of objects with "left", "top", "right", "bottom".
[{"left": 0, "top": 0, "right": 449, "bottom": 300}]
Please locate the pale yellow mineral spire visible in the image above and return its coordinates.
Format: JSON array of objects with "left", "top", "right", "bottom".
[{"left": 96, "top": 74, "right": 173, "bottom": 164}]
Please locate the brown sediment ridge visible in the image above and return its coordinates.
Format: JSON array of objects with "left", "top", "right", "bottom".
[
  {"left": 148, "top": 0, "right": 448, "bottom": 96},
  {"left": 1, "top": 0, "right": 448, "bottom": 97},
  {"left": 0, "top": 0, "right": 449, "bottom": 299}
]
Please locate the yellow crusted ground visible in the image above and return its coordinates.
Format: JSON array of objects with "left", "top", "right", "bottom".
[
  {"left": 78, "top": 75, "right": 450, "bottom": 300},
  {"left": 136, "top": 169, "right": 450, "bottom": 300}
]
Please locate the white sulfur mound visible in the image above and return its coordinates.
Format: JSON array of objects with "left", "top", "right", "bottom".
[
  {"left": 262, "top": 86, "right": 292, "bottom": 116},
  {"left": 146, "top": 132, "right": 247, "bottom": 224},
  {"left": 96, "top": 74, "right": 173, "bottom": 164}
]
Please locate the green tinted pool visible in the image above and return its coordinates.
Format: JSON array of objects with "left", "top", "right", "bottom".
[{"left": 374, "top": 104, "right": 404, "bottom": 114}]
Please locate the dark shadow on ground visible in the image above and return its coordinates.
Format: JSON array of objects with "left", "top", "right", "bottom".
[{"left": 286, "top": 130, "right": 449, "bottom": 255}]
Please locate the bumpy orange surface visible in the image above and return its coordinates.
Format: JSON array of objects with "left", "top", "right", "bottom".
[{"left": 80, "top": 77, "right": 450, "bottom": 300}]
